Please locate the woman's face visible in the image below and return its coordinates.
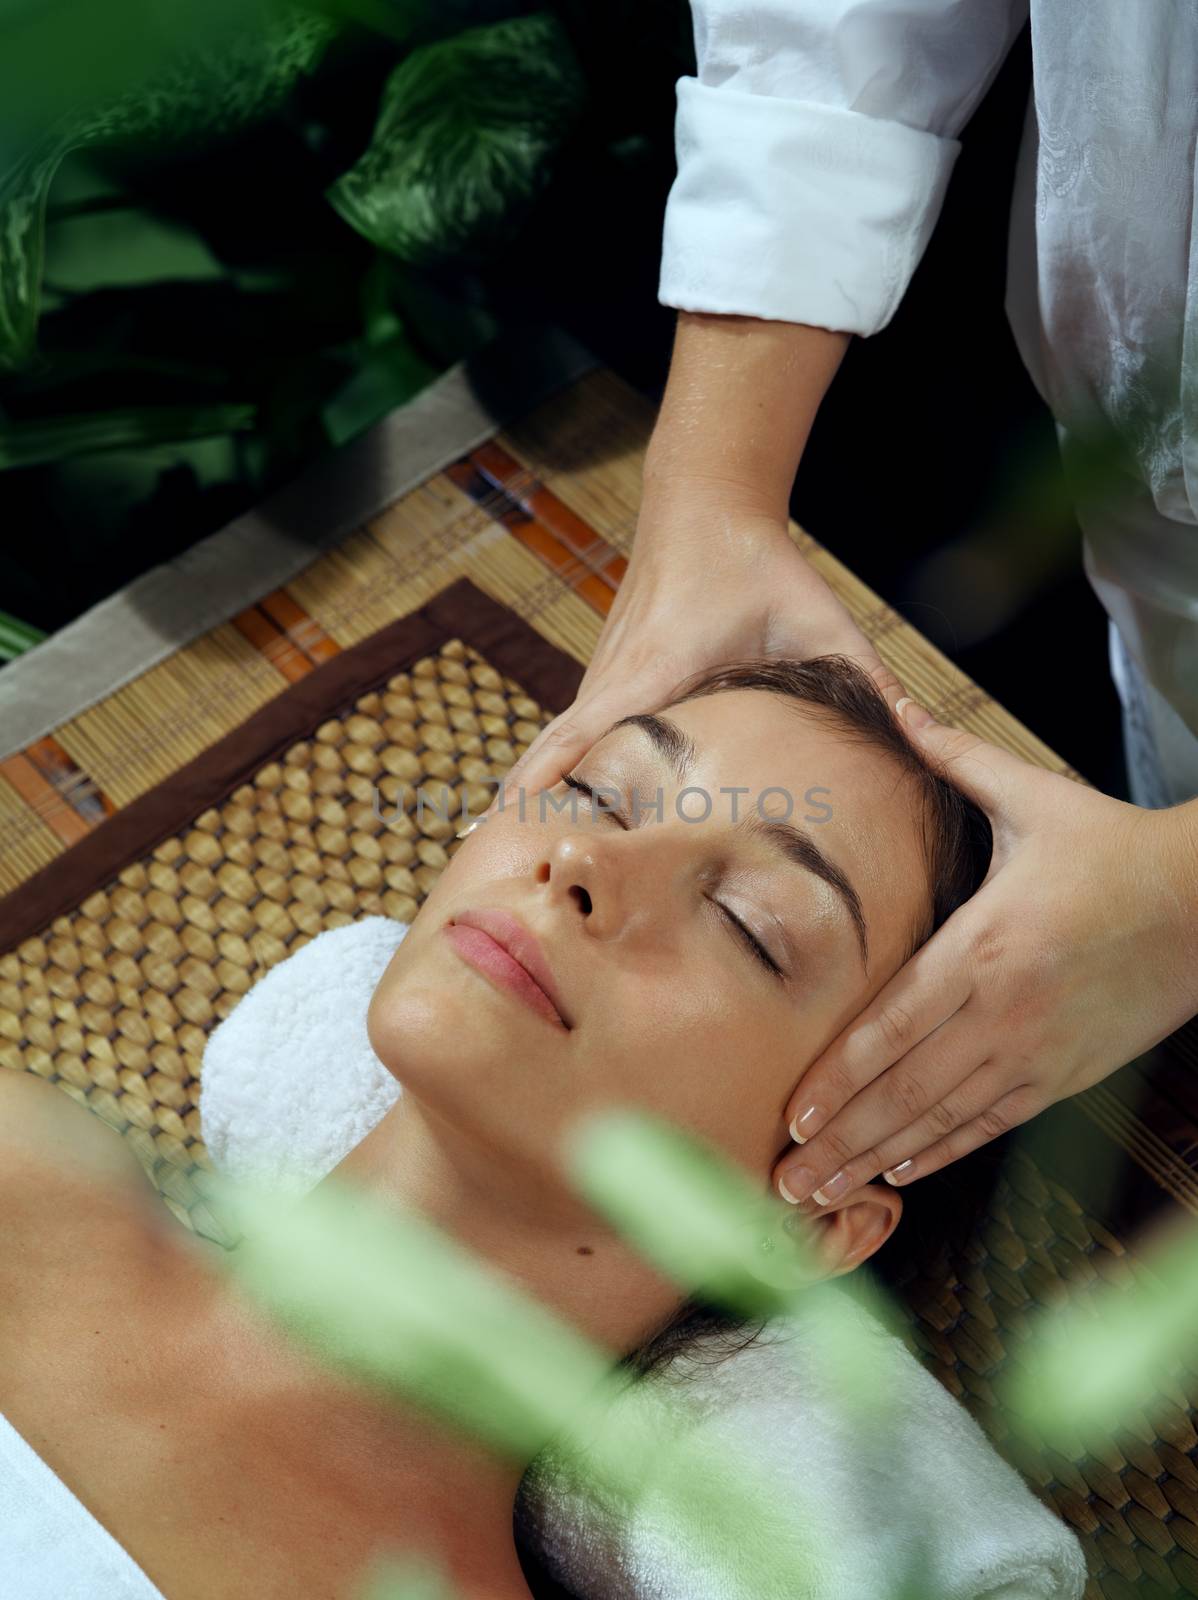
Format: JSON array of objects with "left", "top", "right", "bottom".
[{"left": 367, "top": 688, "right": 932, "bottom": 1196}]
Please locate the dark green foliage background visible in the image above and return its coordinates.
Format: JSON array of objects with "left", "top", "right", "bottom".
[{"left": 0, "top": 0, "right": 692, "bottom": 635}]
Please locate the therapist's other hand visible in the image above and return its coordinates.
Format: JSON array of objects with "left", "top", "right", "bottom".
[
  {"left": 477, "top": 483, "right": 904, "bottom": 820},
  {"left": 774, "top": 702, "right": 1198, "bottom": 1210}
]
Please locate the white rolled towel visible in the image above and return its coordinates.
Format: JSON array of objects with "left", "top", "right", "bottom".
[{"left": 199, "top": 916, "right": 1087, "bottom": 1600}]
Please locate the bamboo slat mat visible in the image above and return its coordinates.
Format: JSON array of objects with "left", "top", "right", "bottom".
[{"left": 2, "top": 358, "right": 1198, "bottom": 1599}]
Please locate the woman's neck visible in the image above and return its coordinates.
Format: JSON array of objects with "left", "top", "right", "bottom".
[
  {"left": 203, "top": 1092, "right": 683, "bottom": 1598},
  {"left": 324, "top": 1092, "right": 683, "bottom": 1359}
]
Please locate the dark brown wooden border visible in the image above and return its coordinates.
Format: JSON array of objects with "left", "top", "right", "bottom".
[{"left": 0, "top": 580, "right": 584, "bottom": 954}]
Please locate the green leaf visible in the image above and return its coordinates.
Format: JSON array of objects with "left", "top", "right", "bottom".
[
  {"left": 327, "top": 11, "right": 585, "bottom": 267},
  {"left": 354, "top": 1550, "right": 460, "bottom": 1600},
  {"left": 1003, "top": 1207, "right": 1198, "bottom": 1454},
  {"left": 215, "top": 1172, "right": 618, "bottom": 1461},
  {"left": 0, "top": 5, "right": 338, "bottom": 371},
  {"left": 0, "top": 403, "right": 256, "bottom": 468},
  {"left": 0, "top": 607, "right": 47, "bottom": 661},
  {"left": 320, "top": 334, "right": 438, "bottom": 447},
  {"left": 565, "top": 1108, "right": 827, "bottom": 1319},
  {"left": 210, "top": 1166, "right": 865, "bottom": 1599},
  {"left": 0, "top": 140, "right": 77, "bottom": 376}
]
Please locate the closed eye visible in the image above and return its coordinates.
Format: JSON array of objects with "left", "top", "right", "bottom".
[
  {"left": 562, "top": 772, "right": 785, "bottom": 981},
  {"left": 563, "top": 771, "right": 625, "bottom": 825},
  {"left": 719, "top": 904, "right": 785, "bottom": 980}
]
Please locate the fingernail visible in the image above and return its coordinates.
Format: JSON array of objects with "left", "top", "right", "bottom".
[
  {"left": 789, "top": 1104, "right": 825, "bottom": 1144},
  {"left": 455, "top": 819, "right": 479, "bottom": 839},
  {"left": 812, "top": 1169, "right": 850, "bottom": 1205},
  {"left": 778, "top": 1167, "right": 816, "bottom": 1205},
  {"left": 894, "top": 697, "right": 934, "bottom": 731},
  {"left": 883, "top": 1160, "right": 914, "bottom": 1185}
]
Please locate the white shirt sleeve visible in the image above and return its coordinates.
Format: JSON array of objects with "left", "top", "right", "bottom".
[{"left": 659, "top": 0, "right": 1030, "bottom": 336}]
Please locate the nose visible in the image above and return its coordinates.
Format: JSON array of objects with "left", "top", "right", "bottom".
[
  {"left": 534, "top": 819, "right": 697, "bottom": 940},
  {"left": 536, "top": 827, "right": 633, "bottom": 942}
]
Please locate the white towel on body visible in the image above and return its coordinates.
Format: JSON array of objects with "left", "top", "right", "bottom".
[{"left": 0, "top": 1411, "right": 165, "bottom": 1599}]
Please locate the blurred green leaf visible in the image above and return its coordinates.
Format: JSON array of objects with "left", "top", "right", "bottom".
[
  {"left": 212, "top": 1110, "right": 947, "bottom": 1598},
  {"left": 0, "top": 402, "right": 256, "bottom": 468},
  {"left": 566, "top": 1108, "right": 828, "bottom": 1318},
  {"left": 327, "top": 10, "right": 585, "bottom": 266},
  {"left": 211, "top": 1163, "right": 876, "bottom": 1600},
  {"left": 216, "top": 1173, "right": 619, "bottom": 1460},
  {"left": 1004, "top": 1206, "right": 1198, "bottom": 1454},
  {"left": 355, "top": 1550, "right": 460, "bottom": 1600},
  {"left": 566, "top": 1108, "right": 911, "bottom": 1426}
]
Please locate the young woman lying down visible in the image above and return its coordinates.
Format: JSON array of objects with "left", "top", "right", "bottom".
[{"left": 0, "top": 654, "right": 991, "bottom": 1600}]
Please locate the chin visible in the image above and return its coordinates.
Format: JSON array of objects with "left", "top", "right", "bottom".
[
  {"left": 365, "top": 954, "right": 588, "bottom": 1193},
  {"left": 365, "top": 956, "right": 529, "bottom": 1129},
  {"left": 367, "top": 969, "right": 472, "bottom": 1087}
]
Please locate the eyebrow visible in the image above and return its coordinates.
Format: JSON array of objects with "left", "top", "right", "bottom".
[{"left": 607, "top": 712, "right": 870, "bottom": 971}]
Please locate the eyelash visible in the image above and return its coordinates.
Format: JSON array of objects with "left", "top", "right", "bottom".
[{"left": 561, "top": 773, "right": 785, "bottom": 981}]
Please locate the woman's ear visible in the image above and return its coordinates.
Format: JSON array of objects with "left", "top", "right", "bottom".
[{"left": 794, "top": 1181, "right": 902, "bottom": 1279}]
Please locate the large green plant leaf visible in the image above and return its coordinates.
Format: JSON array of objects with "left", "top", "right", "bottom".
[
  {"left": 327, "top": 11, "right": 585, "bottom": 267},
  {"left": 0, "top": 6, "right": 338, "bottom": 372},
  {"left": 0, "top": 402, "right": 256, "bottom": 469}
]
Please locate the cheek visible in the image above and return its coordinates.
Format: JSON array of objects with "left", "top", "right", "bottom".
[
  {"left": 363, "top": 823, "right": 524, "bottom": 1071},
  {"left": 582, "top": 970, "right": 790, "bottom": 1175}
]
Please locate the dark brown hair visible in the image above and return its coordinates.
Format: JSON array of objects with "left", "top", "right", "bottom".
[{"left": 617, "top": 654, "right": 995, "bottom": 1380}]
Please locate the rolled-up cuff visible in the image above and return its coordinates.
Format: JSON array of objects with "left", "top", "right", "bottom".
[{"left": 658, "top": 77, "right": 962, "bottom": 337}]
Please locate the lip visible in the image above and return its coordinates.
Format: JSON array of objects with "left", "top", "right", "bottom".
[{"left": 444, "top": 907, "right": 572, "bottom": 1030}]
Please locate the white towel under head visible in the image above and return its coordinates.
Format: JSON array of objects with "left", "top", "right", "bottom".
[{"left": 199, "top": 916, "right": 1087, "bottom": 1600}]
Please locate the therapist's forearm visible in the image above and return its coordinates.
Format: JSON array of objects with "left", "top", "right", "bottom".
[{"left": 642, "top": 312, "right": 852, "bottom": 527}]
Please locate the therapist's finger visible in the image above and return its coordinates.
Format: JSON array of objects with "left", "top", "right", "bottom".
[
  {"left": 875, "top": 1082, "right": 1042, "bottom": 1189},
  {"left": 775, "top": 1050, "right": 1009, "bottom": 1207},
  {"left": 779, "top": 933, "right": 973, "bottom": 1155},
  {"left": 774, "top": 1018, "right": 987, "bottom": 1205},
  {"left": 475, "top": 700, "right": 600, "bottom": 826}
]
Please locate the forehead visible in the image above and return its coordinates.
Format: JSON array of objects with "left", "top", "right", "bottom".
[{"left": 599, "top": 687, "right": 931, "bottom": 956}]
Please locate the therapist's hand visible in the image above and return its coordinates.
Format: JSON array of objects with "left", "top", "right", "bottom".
[
  {"left": 476, "top": 481, "right": 905, "bottom": 819},
  {"left": 773, "top": 701, "right": 1198, "bottom": 1210}
]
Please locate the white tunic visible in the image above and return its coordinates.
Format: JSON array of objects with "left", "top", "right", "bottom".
[{"left": 659, "top": 0, "right": 1198, "bottom": 740}]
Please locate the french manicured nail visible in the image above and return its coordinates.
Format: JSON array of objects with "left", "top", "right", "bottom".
[
  {"left": 883, "top": 1160, "right": 914, "bottom": 1185},
  {"left": 894, "top": 697, "right": 934, "bottom": 730},
  {"left": 789, "top": 1104, "right": 825, "bottom": 1144},
  {"left": 778, "top": 1167, "right": 816, "bottom": 1205},
  {"left": 812, "top": 1169, "right": 850, "bottom": 1205}
]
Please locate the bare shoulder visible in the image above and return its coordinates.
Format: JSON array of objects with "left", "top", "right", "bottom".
[
  {"left": 0, "top": 1068, "right": 158, "bottom": 1212},
  {"left": 0, "top": 1072, "right": 211, "bottom": 1453},
  {"left": 0, "top": 1070, "right": 177, "bottom": 1360}
]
